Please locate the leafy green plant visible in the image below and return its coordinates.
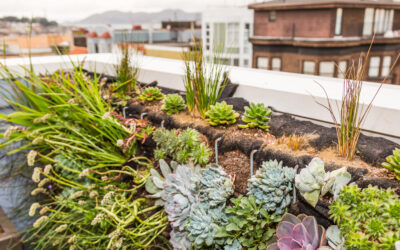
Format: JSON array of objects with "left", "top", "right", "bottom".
[
  {"left": 382, "top": 147, "right": 400, "bottom": 180},
  {"left": 295, "top": 158, "right": 351, "bottom": 207},
  {"left": 267, "top": 213, "right": 329, "bottom": 250},
  {"left": 238, "top": 103, "right": 272, "bottom": 131},
  {"left": 247, "top": 160, "right": 296, "bottom": 215},
  {"left": 153, "top": 128, "right": 210, "bottom": 165},
  {"left": 217, "top": 195, "right": 280, "bottom": 250},
  {"left": 329, "top": 184, "right": 400, "bottom": 249},
  {"left": 161, "top": 93, "right": 186, "bottom": 114},
  {"left": 183, "top": 38, "right": 228, "bottom": 118},
  {"left": 139, "top": 87, "right": 164, "bottom": 102},
  {"left": 205, "top": 101, "right": 239, "bottom": 126},
  {"left": 145, "top": 159, "right": 178, "bottom": 206}
]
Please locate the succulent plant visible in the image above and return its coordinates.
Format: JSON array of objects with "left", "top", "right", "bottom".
[
  {"left": 153, "top": 128, "right": 210, "bottom": 165},
  {"left": 139, "top": 87, "right": 164, "bottom": 101},
  {"left": 161, "top": 94, "right": 187, "bottom": 114},
  {"left": 238, "top": 102, "right": 272, "bottom": 131},
  {"left": 329, "top": 184, "right": 400, "bottom": 249},
  {"left": 382, "top": 147, "right": 400, "bottom": 180},
  {"left": 247, "top": 160, "right": 296, "bottom": 215},
  {"left": 193, "top": 164, "right": 233, "bottom": 208},
  {"left": 205, "top": 101, "right": 239, "bottom": 126},
  {"left": 161, "top": 164, "right": 200, "bottom": 232},
  {"left": 295, "top": 158, "right": 351, "bottom": 207},
  {"left": 216, "top": 195, "right": 280, "bottom": 250},
  {"left": 267, "top": 213, "right": 330, "bottom": 250},
  {"left": 145, "top": 159, "right": 178, "bottom": 206},
  {"left": 325, "top": 225, "right": 345, "bottom": 250},
  {"left": 186, "top": 203, "right": 229, "bottom": 249}
]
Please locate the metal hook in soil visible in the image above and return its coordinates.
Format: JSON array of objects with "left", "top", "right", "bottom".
[
  {"left": 141, "top": 112, "right": 148, "bottom": 120},
  {"left": 161, "top": 120, "right": 165, "bottom": 128},
  {"left": 122, "top": 106, "right": 128, "bottom": 118},
  {"left": 250, "top": 149, "right": 258, "bottom": 176},
  {"left": 293, "top": 165, "right": 299, "bottom": 205},
  {"left": 215, "top": 137, "right": 223, "bottom": 165}
]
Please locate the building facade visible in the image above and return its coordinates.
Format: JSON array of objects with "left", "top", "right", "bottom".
[
  {"left": 202, "top": 8, "right": 254, "bottom": 67},
  {"left": 249, "top": 0, "right": 400, "bottom": 84}
]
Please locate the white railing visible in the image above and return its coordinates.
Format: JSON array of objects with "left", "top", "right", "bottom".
[{"left": 1, "top": 53, "right": 400, "bottom": 142}]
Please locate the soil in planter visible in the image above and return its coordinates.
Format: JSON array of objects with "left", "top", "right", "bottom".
[
  {"left": 0, "top": 225, "right": 3, "bottom": 234},
  {"left": 218, "top": 150, "right": 255, "bottom": 196}
]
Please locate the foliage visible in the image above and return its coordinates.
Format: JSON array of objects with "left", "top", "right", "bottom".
[
  {"left": 139, "top": 87, "right": 164, "bottom": 102},
  {"left": 113, "top": 43, "right": 138, "bottom": 96},
  {"left": 267, "top": 213, "right": 329, "bottom": 250},
  {"left": 276, "top": 134, "right": 305, "bottom": 151},
  {"left": 382, "top": 147, "right": 400, "bottom": 180},
  {"left": 183, "top": 39, "right": 228, "bottom": 118},
  {"left": 329, "top": 184, "right": 400, "bottom": 249},
  {"left": 216, "top": 195, "right": 280, "bottom": 250},
  {"left": 314, "top": 49, "right": 400, "bottom": 160},
  {"left": 205, "top": 101, "right": 239, "bottom": 126},
  {"left": 153, "top": 128, "right": 210, "bottom": 165},
  {"left": 145, "top": 159, "right": 178, "bottom": 206},
  {"left": 161, "top": 93, "right": 186, "bottom": 115},
  {"left": 238, "top": 103, "right": 272, "bottom": 131},
  {"left": 325, "top": 225, "right": 345, "bottom": 250},
  {"left": 247, "top": 160, "right": 296, "bottom": 215},
  {"left": 295, "top": 158, "right": 351, "bottom": 207}
]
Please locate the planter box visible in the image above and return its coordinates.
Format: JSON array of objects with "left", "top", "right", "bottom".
[{"left": 0, "top": 207, "right": 22, "bottom": 250}]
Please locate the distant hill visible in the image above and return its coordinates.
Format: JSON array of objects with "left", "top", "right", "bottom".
[{"left": 76, "top": 9, "right": 201, "bottom": 25}]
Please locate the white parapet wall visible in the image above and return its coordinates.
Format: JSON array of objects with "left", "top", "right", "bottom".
[{"left": 1, "top": 53, "right": 400, "bottom": 142}]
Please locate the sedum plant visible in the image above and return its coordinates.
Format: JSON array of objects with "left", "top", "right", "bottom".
[
  {"left": 329, "top": 184, "right": 400, "bottom": 249},
  {"left": 153, "top": 128, "right": 210, "bottom": 165},
  {"left": 238, "top": 102, "right": 272, "bottom": 131},
  {"left": 295, "top": 158, "right": 351, "bottom": 207},
  {"left": 205, "top": 101, "right": 239, "bottom": 126},
  {"left": 161, "top": 94, "right": 187, "bottom": 114},
  {"left": 247, "top": 160, "right": 296, "bottom": 215},
  {"left": 139, "top": 87, "right": 164, "bottom": 101},
  {"left": 267, "top": 213, "right": 330, "bottom": 250},
  {"left": 382, "top": 147, "right": 400, "bottom": 180},
  {"left": 145, "top": 159, "right": 178, "bottom": 206},
  {"left": 216, "top": 195, "right": 280, "bottom": 250}
]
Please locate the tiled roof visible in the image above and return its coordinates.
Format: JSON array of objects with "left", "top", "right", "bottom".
[
  {"left": 249, "top": 0, "right": 400, "bottom": 9},
  {"left": 99, "top": 32, "right": 112, "bottom": 39},
  {"left": 87, "top": 31, "right": 98, "bottom": 38},
  {"left": 69, "top": 46, "right": 88, "bottom": 55}
]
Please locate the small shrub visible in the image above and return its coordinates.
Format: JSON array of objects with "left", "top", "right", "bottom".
[
  {"left": 276, "top": 134, "right": 305, "bottom": 151},
  {"left": 205, "top": 101, "right": 239, "bottom": 126},
  {"left": 238, "top": 103, "right": 272, "bottom": 131},
  {"left": 382, "top": 148, "right": 400, "bottom": 180},
  {"left": 139, "top": 87, "right": 164, "bottom": 102},
  {"left": 161, "top": 94, "right": 186, "bottom": 114},
  {"left": 216, "top": 195, "right": 280, "bottom": 249},
  {"left": 153, "top": 128, "right": 210, "bottom": 165},
  {"left": 329, "top": 185, "right": 400, "bottom": 249}
]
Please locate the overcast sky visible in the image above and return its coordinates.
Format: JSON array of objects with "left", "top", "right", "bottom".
[{"left": 0, "top": 0, "right": 260, "bottom": 22}]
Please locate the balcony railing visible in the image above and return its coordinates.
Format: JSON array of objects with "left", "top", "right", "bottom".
[{"left": 1, "top": 53, "right": 400, "bottom": 142}]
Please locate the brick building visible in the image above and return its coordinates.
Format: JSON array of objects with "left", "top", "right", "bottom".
[{"left": 249, "top": 0, "right": 400, "bottom": 84}]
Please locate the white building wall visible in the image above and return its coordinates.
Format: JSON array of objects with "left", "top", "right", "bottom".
[{"left": 202, "top": 8, "right": 254, "bottom": 68}]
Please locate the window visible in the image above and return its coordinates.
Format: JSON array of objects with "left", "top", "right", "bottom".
[
  {"left": 363, "top": 8, "right": 374, "bottom": 36},
  {"left": 213, "top": 23, "right": 226, "bottom": 50},
  {"left": 233, "top": 58, "right": 239, "bottom": 66},
  {"left": 368, "top": 56, "right": 381, "bottom": 77},
  {"left": 257, "top": 57, "right": 268, "bottom": 69},
  {"left": 244, "top": 59, "right": 249, "bottom": 66},
  {"left": 381, "top": 56, "right": 392, "bottom": 76},
  {"left": 319, "top": 62, "right": 335, "bottom": 77},
  {"left": 337, "top": 60, "right": 348, "bottom": 78},
  {"left": 269, "top": 11, "right": 276, "bottom": 22},
  {"left": 206, "top": 45, "right": 210, "bottom": 51},
  {"left": 303, "top": 61, "right": 315, "bottom": 75},
  {"left": 335, "top": 8, "right": 343, "bottom": 36},
  {"left": 227, "top": 23, "right": 240, "bottom": 53},
  {"left": 271, "top": 58, "right": 281, "bottom": 71},
  {"left": 206, "top": 23, "right": 210, "bottom": 29}
]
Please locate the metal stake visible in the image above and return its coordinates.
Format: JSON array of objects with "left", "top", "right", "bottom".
[
  {"left": 122, "top": 107, "right": 128, "bottom": 118},
  {"left": 140, "top": 112, "right": 148, "bottom": 120},
  {"left": 214, "top": 137, "right": 222, "bottom": 165},
  {"left": 161, "top": 120, "right": 165, "bottom": 128},
  {"left": 250, "top": 149, "right": 258, "bottom": 177},
  {"left": 293, "top": 165, "right": 299, "bottom": 205}
]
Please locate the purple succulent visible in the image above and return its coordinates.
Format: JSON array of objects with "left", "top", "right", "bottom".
[{"left": 267, "top": 213, "right": 331, "bottom": 250}]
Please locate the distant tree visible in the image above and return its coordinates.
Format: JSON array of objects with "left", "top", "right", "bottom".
[{"left": 0, "top": 16, "right": 58, "bottom": 26}]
